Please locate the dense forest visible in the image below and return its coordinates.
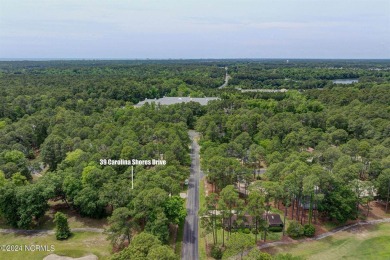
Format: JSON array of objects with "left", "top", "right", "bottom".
[
  {"left": 195, "top": 61, "right": 390, "bottom": 259},
  {"left": 227, "top": 59, "right": 390, "bottom": 90},
  {"left": 0, "top": 60, "right": 389, "bottom": 259}
]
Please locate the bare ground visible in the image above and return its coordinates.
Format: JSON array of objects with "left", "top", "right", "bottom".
[{"left": 43, "top": 254, "right": 98, "bottom": 260}]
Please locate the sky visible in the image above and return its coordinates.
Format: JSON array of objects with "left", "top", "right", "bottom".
[{"left": 0, "top": 0, "right": 389, "bottom": 59}]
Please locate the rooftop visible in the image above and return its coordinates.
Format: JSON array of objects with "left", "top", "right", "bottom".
[{"left": 134, "top": 96, "right": 219, "bottom": 107}]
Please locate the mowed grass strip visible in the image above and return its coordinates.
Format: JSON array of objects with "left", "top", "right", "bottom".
[
  {"left": 0, "top": 231, "right": 111, "bottom": 260},
  {"left": 270, "top": 223, "right": 390, "bottom": 260},
  {"left": 199, "top": 176, "right": 208, "bottom": 260}
]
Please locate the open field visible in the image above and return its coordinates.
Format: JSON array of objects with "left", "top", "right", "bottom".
[
  {"left": 219, "top": 230, "right": 282, "bottom": 259},
  {"left": 0, "top": 232, "right": 111, "bottom": 260},
  {"left": 268, "top": 223, "right": 390, "bottom": 260},
  {"left": 0, "top": 203, "right": 111, "bottom": 260},
  {"left": 175, "top": 220, "right": 185, "bottom": 256},
  {"left": 0, "top": 201, "right": 108, "bottom": 231}
]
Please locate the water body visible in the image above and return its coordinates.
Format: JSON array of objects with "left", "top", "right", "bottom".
[{"left": 332, "top": 79, "right": 359, "bottom": 84}]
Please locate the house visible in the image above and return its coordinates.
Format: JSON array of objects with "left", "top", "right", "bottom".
[
  {"left": 222, "top": 214, "right": 254, "bottom": 229},
  {"left": 306, "top": 147, "right": 315, "bottom": 153},
  {"left": 134, "top": 96, "right": 219, "bottom": 107},
  {"left": 254, "top": 168, "right": 267, "bottom": 175},
  {"left": 263, "top": 213, "right": 284, "bottom": 227},
  {"left": 352, "top": 180, "right": 378, "bottom": 198},
  {"left": 299, "top": 199, "right": 317, "bottom": 210},
  {"left": 222, "top": 213, "right": 283, "bottom": 229}
]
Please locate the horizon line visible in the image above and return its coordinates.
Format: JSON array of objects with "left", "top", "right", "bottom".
[{"left": 1, "top": 58, "right": 390, "bottom": 61}]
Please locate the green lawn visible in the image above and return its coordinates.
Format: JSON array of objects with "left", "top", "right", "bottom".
[
  {"left": 0, "top": 204, "right": 111, "bottom": 260},
  {"left": 169, "top": 198, "right": 186, "bottom": 257},
  {"left": 205, "top": 228, "right": 282, "bottom": 259},
  {"left": 175, "top": 220, "right": 185, "bottom": 256},
  {"left": 271, "top": 223, "right": 390, "bottom": 260},
  {"left": 0, "top": 232, "right": 112, "bottom": 260},
  {"left": 199, "top": 177, "right": 206, "bottom": 213},
  {"left": 0, "top": 203, "right": 108, "bottom": 231},
  {"left": 199, "top": 176, "right": 208, "bottom": 260}
]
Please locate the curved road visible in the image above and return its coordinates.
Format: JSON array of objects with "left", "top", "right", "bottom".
[
  {"left": 182, "top": 131, "right": 203, "bottom": 260},
  {"left": 218, "top": 67, "right": 231, "bottom": 89}
]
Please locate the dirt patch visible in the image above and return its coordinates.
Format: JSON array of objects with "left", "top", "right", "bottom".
[
  {"left": 43, "top": 201, "right": 108, "bottom": 229},
  {"left": 204, "top": 179, "right": 213, "bottom": 196},
  {"left": 258, "top": 235, "right": 294, "bottom": 247},
  {"left": 363, "top": 201, "right": 390, "bottom": 219},
  {"left": 43, "top": 254, "right": 98, "bottom": 260}
]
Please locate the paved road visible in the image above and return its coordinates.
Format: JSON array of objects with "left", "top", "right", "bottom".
[
  {"left": 218, "top": 67, "right": 231, "bottom": 89},
  {"left": 182, "top": 131, "right": 203, "bottom": 260}
]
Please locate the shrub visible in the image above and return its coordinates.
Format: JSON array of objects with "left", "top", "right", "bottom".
[
  {"left": 211, "top": 245, "right": 223, "bottom": 260},
  {"left": 243, "top": 248, "right": 272, "bottom": 259},
  {"left": 304, "top": 224, "right": 316, "bottom": 237},
  {"left": 242, "top": 228, "right": 251, "bottom": 234},
  {"left": 268, "top": 226, "right": 283, "bottom": 232},
  {"left": 54, "top": 212, "right": 71, "bottom": 240},
  {"left": 286, "top": 221, "right": 304, "bottom": 239}
]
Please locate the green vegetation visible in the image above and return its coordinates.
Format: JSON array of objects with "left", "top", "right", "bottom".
[
  {"left": 244, "top": 248, "right": 273, "bottom": 260},
  {"left": 54, "top": 212, "right": 71, "bottom": 240},
  {"left": 211, "top": 245, "right": 224, "bottom": 259},
  {"left": 286, "top": 221, "right": 304, "bottom": 239},
  {"left": 199, "top": 177, "right": 208, "bottom": 260},
  {"left": 106, "top": 207, "right": 134, "bottom": 248},
  {"left": 0, "top": 59, "right": 389, "bottom": 258},
  {"left": 174, "top": 218, "right": 185, "bottom": 255},
  {"left": 0, "top": 232, "right": 111, "bottom": 260},
  {"left": 203, "top": 228, "right": 282, "bottom": 259},
  {"left": 272, "top": 223, "right": 390, "bottom": 260},
  {"left": 303, "top": 224, "right": 316, "bottom": 237},
  {"left": 110, "top": 232, "right": 176, "bottom": 260},
  {"left": 196, "top": 60, "right": 390, "bottom": 258}
]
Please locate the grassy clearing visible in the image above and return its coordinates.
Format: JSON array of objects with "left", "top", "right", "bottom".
[
  {"left": 0, "top": 203, "right": 108, "bottom": 231},
  {"left": 199, "top": 227, "right": 207, "bottom": 260},
  {"left": 199, "top": 177, "right": 206, "bottom": 213},
  {"left": 270, "top": 223, "right": 390, "bottom": 260},
  {"left": 201, "top": 227, "right": 282, "bottom": 259},
  {"left": 0, "top": 231, "right": 111, "bottom": 260},
  {"left": 0, "top": 204, "right": 111, "bottom": 260},
  {"left": 42, "top": 201, "right": 108, "bottom": 230},
  {"left": 175, "top": 220, "right": 185, "bottom": 256},
  {"left": 170, "top": 198, "right": 186, "bottom": 257},
  {"left": 205, "top": 228, "right": 282, "bottom": 259},
  {"left": 199, "top": 176, "right": 208, "bottom": 260}
]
